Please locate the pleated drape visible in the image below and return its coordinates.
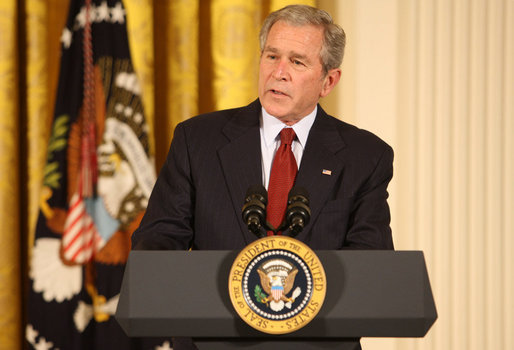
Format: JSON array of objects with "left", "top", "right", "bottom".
[
  {"left": 324, "top": 1, "right": 513, "bottom": 350},
  {"left": 0, "top": 2, "right": 21, "bottom": 349},
  {"left": 393, "top": 1, "right": 514, "bottom": 349}
]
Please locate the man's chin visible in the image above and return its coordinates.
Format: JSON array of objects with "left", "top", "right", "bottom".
[
  {"left": 261, "top": 103, "right": 290, "bottom": 119},
  {"left": 268, "top": 112, "right": 292, "bottom": 123},
  {"left": 267, "top": 113, "right": 299, "bottom": 125}
]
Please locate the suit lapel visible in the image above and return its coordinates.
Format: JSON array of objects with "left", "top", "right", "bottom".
[
  {"left": 294, "top": 106, "right": 347, "bottom": 242},
  {"left": 218, "top": 100, "right": 262, "bottom": 244}
]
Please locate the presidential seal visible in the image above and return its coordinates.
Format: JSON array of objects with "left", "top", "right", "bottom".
[{"left": 228, "top": 236, "right": 326, "bottom": 334}]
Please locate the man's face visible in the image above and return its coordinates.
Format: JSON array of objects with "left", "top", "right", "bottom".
[{"left": 258, "top": 21, "right": 340, "bottom": 125}]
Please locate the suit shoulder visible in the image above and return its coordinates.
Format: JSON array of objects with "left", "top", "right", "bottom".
[
  {"left": 177, "top": 107, "right": 237, "bottom": 130},
  {"left": 324, "top": 113, "right": 392, "bottom": 153},
  {"left": 177, "top": 100, "right": 261, "bottom": 131}
]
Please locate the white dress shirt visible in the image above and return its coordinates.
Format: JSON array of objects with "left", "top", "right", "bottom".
[{"left": 260, "top": 106, "right": 317, "bottom": 189}]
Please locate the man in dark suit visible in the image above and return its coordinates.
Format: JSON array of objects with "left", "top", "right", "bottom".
[{"left": 132, "top": 4, "right": 393, "bottom": 349}]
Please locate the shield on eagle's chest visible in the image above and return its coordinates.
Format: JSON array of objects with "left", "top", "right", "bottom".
[{"left": 271, "top": 284, "right": 283, "bottom": 301}]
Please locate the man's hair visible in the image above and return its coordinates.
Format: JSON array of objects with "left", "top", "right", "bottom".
[{"left": 259, "top": 4, "right": 346, "bottom": 74}]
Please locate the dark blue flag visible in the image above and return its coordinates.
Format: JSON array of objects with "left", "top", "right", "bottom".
[{"left": 26, "top": 1, "right": 170, "bottom": 349}]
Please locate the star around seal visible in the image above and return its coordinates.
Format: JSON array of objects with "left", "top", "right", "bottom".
[{"left": 228, "top": 236, "right": 326, "bottom": 334}]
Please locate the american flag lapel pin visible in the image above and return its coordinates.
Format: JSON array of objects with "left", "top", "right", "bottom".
[{"left": 322, "top": 169, "right": 332, "bottom": 176}]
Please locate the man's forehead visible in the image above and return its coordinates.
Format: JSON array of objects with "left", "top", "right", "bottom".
[{"left": 263, "top": 25, "right": 322, "bottom": 62}]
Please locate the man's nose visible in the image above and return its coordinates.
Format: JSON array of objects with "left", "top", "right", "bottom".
[{"left": 272, "top": 60, "right": 289, "bottom": 81}]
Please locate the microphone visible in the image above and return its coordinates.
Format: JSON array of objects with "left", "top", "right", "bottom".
[
  {"left": 285, "top": 187, "right": 311, "bottom": 237},
  {"left": 242, "top": 185, "right": 268, "bottom": 237}
]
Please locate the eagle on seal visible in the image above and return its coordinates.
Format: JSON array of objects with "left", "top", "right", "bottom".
[{"left": 257, "top": 267, "right": 299, "bottom": 304}]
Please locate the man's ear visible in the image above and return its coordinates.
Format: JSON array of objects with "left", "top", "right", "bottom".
[{"left": 320, "top": 68, "right": 342, "bottom": 98}]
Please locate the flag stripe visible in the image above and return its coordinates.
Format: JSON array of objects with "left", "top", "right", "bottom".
[
  {"left": 62, "top": 192, "right": 101, "bottom": 263},
  {"left": 62, "top": 208, "right": 87, "bottom": 247}
]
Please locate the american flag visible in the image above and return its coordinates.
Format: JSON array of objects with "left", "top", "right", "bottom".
[
  {"left": 61, "top": 0, "right": 100, "bottom": 265},
  {"left": 61, "top": 193, "right": 104, "bottom": 263}
]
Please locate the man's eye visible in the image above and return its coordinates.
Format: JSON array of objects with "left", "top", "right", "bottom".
[
  {"left": 293, "top": 60, "right": 304, "bottom": 66},
  {"left": 268, "top": 55, "right": 276, "bottom": 60}
]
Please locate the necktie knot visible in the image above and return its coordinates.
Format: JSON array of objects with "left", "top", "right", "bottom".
[{"left": 280, "top": 128, "right": 295, "bottom": 146}]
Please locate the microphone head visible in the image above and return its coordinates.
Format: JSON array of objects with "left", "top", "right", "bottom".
[
  {"left": 286, "top": 186, "right": 311, "bottom": 237},
  {"left": 245, "top": 184, "right": 268, "bottom": 204},
  {"left": 288, "top": 186, "right": 309, "bottom": 205},
  {"left": 242, "top": 185, "right": 268, "bottom": 237}
]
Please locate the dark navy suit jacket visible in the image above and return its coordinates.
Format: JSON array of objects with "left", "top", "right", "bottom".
[{"left": 132, "top": 99, "right": 394, "bottom": 251}]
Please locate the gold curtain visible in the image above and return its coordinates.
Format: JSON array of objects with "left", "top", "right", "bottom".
[
  {"left": 0, "top": 1, "right": 21, "bottom": 350},
  {"left": 0, "top": 0, "right": 314, "bottom": 348}
]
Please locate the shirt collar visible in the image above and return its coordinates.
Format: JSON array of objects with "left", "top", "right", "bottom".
[{"left": 261, "top": 106, "right": 317, "bottom": 148}]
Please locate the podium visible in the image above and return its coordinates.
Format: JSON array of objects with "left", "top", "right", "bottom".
[{"left": 115, "top": 250, "right": 437, "bottom": 349}]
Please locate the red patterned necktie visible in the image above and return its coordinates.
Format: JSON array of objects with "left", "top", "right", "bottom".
[{"left": 267, "top": 128, "right": 297, "bottom": 235}]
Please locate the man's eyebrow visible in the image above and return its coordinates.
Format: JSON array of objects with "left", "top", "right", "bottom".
[
  {"left": 263, "top": 46, "right": 279, "bottom": 53},
  {"left": 263, "top": 46, "right": 309, "bottom": 61},
  {"left": 290, "top": 52, "right": 308, "bottom": 60}
]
